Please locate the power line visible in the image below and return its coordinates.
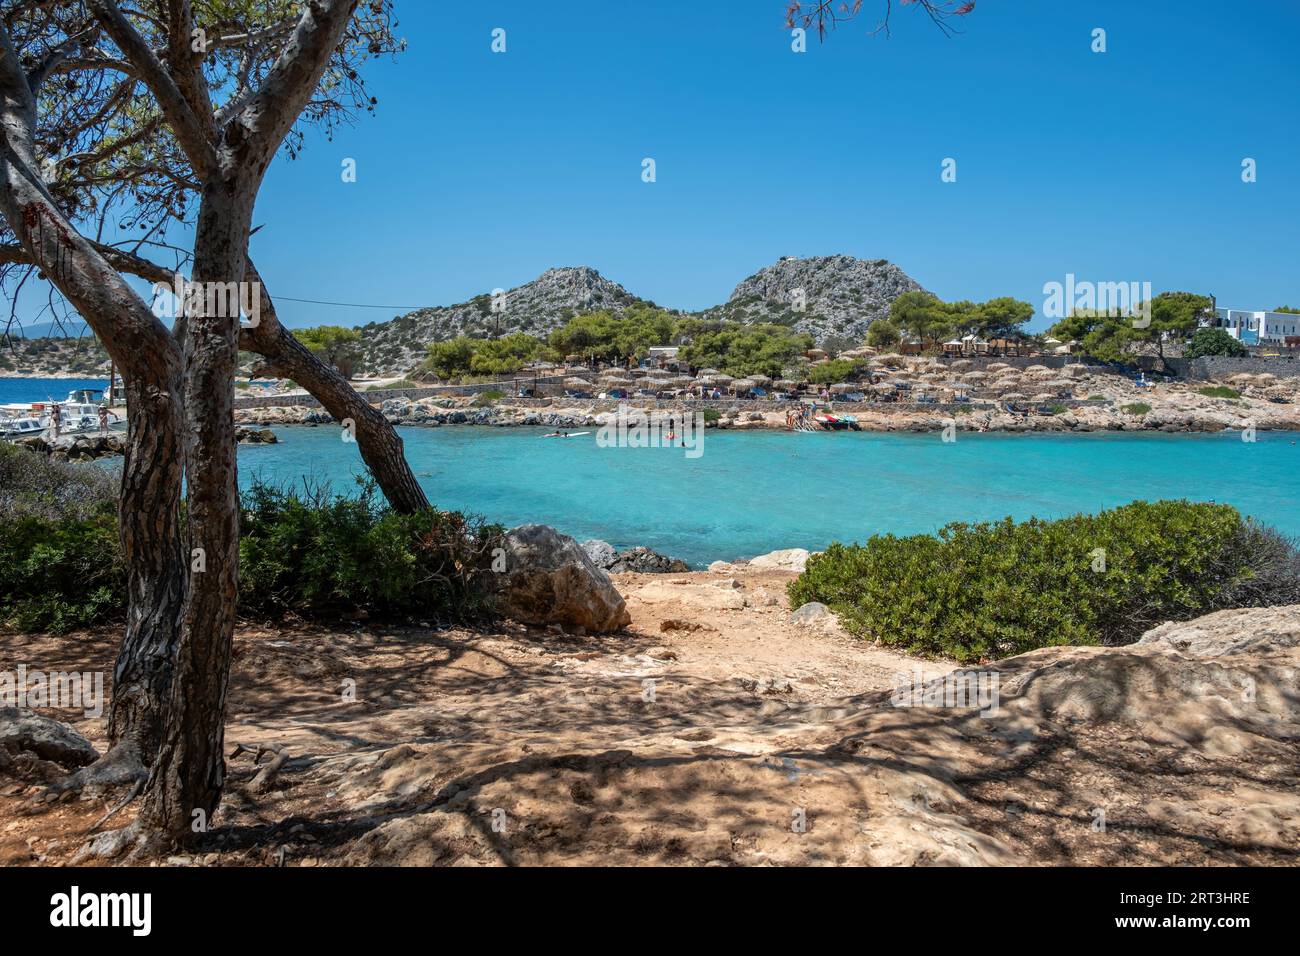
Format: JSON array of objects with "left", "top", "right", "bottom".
[{"left": 274, "top": 295, "right": 434, "bottom": 311}]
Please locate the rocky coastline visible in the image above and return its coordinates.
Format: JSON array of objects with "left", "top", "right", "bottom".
[{"left": 234, "top": 386, "right": 1300, "bottom": 435}]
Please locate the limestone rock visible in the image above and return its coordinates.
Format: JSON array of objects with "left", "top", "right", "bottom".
[
  {"left": 0, "top": 707, "right": 99, "bottom": 769},
  {"left": 495, "top": 525, "right": 631, "bottom": 633},
  {"left": 749, "top": 548, "right": 811, "bottom": 573}
]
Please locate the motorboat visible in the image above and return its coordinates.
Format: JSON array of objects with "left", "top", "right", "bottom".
[{"left": 0, "top": 388, "right": 122, "bottom": 440}]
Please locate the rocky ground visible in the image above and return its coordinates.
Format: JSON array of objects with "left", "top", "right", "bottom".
[{"left": 3, "top": 562, "right": 1297, "bottom": 867}]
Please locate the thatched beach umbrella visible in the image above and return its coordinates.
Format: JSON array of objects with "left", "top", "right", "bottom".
[
  {"left": 1001, "top": 392, "right": 1028, "bottom": 401},
  {"left": 949, "top": 359, "right": 974, "bottom": 372},
  {"left": 961, "top": 371, "right": 989, "bottom": 382}
]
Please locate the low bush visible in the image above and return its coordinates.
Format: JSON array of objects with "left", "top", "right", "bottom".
[
  {"left": 0, "top": 441, "right": 117, "bottom": 521},
  {"left": 0, "top": 510, "right": 124, "bottom": 633},
  {"left": 787, "top": 500, "right": 1300, "bottom": 662},
  {"left": 1121, "top": 402, "right": 1152, "bottom": 415},
  {"left": 237, "top": 480, "right": 504, "bottom": 621},
  {"left": 0, "top": 449, "right": 505, "bottom": 631},
  {"left": 1197, "top": 385, "right": 1241, "bottom": 399}
]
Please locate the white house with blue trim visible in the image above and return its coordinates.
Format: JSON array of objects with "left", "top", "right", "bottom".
[{"left": 1205, "top": 309, "right": 1300, "bottom": 345}]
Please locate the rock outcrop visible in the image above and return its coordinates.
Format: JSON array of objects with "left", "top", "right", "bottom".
[
  {"left": 358, "top": 267, "right": 647, "bottom": 374},
  {"left": 0, "top": 707, "right": 99, "bottom": 769},
  {"left": 582, "top": 540, "right": 691, "bottom": 574},
  {"left": 495, "top": 525, "right": 632, "bottom": 633},
  {"left": 699, "top": 255, "right": 927, "bottom": 342}
]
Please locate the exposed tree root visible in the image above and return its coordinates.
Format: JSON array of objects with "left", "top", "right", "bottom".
[
  {"left": 42, "top": 741, "right": 147, "bottom": 802},
  {"left": 87, "top": 776, "right": 145, "bottom": 833},
  {"left": 231, "top": 742, "right": 290, "bottom": 794}
]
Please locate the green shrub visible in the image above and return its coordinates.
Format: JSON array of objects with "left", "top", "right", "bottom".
[
  {"left": 0, "top": 442, "right": 117, "bottom": 521},
  {"left": 237, "top": 480, "right": 503, "bottom": 622},
  {"left": 1121, "top": 402, "right": 1152, "bottom": 415},
  {"left": 0, "top": 448, "right": 504, "bottom": 631},
  {"left": 470, "top": 388, "right": 506, "bottom": 406},
  {"left": 1197, "top": 385, "right": 1241, "bottom": 399},
  {"left": 701, "top": 408, "right": 722, "bottom": 424},
  {"left": 0, "top": 510, "right": 124, "bottom": 633},
  {"left": 787, "top": 501, "right": 1299, "bottom": 662},
  {"left": 1185, "top": 328, "right": 1248, "bottom": 359}
]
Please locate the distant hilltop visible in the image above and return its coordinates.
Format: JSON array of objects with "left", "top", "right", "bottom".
[
  {"left": 358, "top": 255, "right": 927, "bottom": 374},
  {"left": 6, "top": 256, "right": 929, "bottom": 378}
]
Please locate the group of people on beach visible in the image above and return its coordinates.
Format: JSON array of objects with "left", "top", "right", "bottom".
[{"left": 40, "top": 402, "right": 111, "bottom": 440}]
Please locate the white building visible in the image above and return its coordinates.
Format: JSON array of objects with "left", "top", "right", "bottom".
[{"left": 1205, "top": 308, "right": 1300, "bottom": 346}]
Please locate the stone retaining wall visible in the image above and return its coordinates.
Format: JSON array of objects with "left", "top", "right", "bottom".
[{"left": 1164, "top": 356, "right": 1300, "bottom": 381}]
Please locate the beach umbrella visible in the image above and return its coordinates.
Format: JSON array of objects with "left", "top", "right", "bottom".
[
  {"left": 564, "top": 377, "right": 592, "bottom": 388},
  {"left": 1001, "top": 392, "right": 1027, "bottom": 401},
  {"left": 698, "top": 368, "right": 721, "bottom": 376},
  {"left": 949, "top": 359, "right": 974, "bottom": 372},
  {"left": 750, "top": 374, "right": 773, "bottom": 385},
  {"left": 961, "top": 371, "right": 989, "bottom": 382},
  {"left": 986, "top": 362, "right": 1011, "bottom": 372},
  {"left": 830, "top": 383, "right": 856, "bottom": 394},
  {"left": 871, "top": 382, "right": 895, "bottom": 393},
  {"left": 876, "top": 353, "right": 905, "bottom": 367},
  {"left": 1031, "top": 392, "right": 1056, "bottom": 402},
  {"left": 1022, "top": 364, "right": 1051, "bottom": 377},
  {"left": 712, "top": 373, "right": 735, "bottom": 384}
]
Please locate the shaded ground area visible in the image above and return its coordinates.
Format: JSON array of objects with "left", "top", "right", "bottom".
[{"left": 2, "top": 571, "right": 1297, "bottom": 866}]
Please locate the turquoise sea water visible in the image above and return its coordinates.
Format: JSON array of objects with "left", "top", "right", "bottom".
[
  {"left": 238, "top": 425, "right": 1300, "bottom": 567},
  {"left": 0, "top": 377, "right": 108, "bottom": 404}
]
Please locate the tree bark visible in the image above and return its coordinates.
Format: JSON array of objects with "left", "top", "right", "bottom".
[
  {"left": 105, "top": 373, "right": 187, "bottom": 765},
  {"left": 239, "top": 260, "right": 429, "bottom": 513},
  {"left": 138, "top": 186, "right": 249, "bottom": 838}
]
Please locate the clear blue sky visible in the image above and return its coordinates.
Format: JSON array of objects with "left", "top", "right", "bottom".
[{"left": 21, "top": 0, "right": 1300, "bottom": 333}]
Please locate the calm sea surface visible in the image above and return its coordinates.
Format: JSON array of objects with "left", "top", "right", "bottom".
[
  {"left": 0, "top": 377, "right": 109, "bottom": 404},
  {"left": 236, "top": 424, "right": 1300, "bottom": 567}
]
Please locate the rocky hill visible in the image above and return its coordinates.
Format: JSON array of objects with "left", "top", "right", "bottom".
[
  {"left": 0, "top": 335, "right": 111, "bottom": 378},
  {"left": 356, "top": 267, "right": 651, "bottom": 374},
  {"left": 9, "top": 257, "right": 929, "bottom": 378},
  {"left": 356, "top": 255, "right": 926, "bottom": 374},
  {"left": 697, "top": 255, "right": 928, "bottom": 343}
]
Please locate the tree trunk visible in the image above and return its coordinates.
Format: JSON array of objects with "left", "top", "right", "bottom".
[
  {"left": 240, "top": 261, "right": 429, "bottom": 513},
  {"left": 139, "top": 187, "right": 249, "bottom": 839},
  {"left": 105, "top": 372, "right": 187, "bottom": 765}
]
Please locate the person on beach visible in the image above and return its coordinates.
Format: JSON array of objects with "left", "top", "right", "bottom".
[
  {"left": 98, "top": 405, "right": 109, "bottom": 435},
  {"left": 50, "top": 402, "right": 62, "bottom": 439}
]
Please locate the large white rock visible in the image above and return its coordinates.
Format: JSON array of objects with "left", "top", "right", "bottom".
[{"left": 748, "top": 548, "right": 811, "bottom": 573}]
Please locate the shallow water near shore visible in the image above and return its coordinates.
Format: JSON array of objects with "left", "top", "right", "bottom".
[{"left": 236, "top": 425, "right": 1300, "bottom": 566}]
